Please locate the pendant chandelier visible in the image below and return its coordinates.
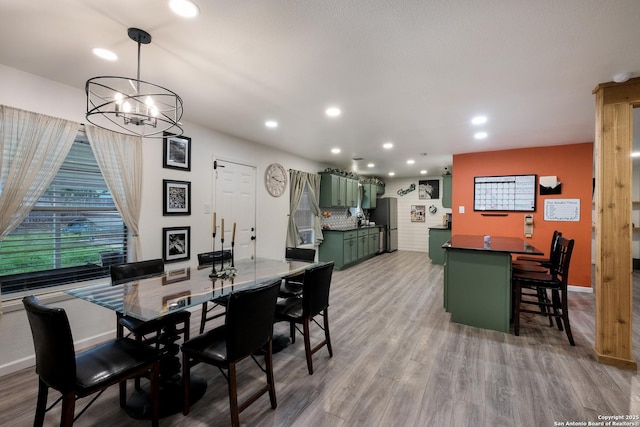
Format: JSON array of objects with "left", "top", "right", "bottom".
[{"left": 85, "top": 28, "right": 184, "bottom": 138}]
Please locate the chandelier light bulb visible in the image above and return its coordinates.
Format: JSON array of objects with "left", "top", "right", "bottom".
[
  {"left": 122, "top": 101, "right": 132, "bottom": 113},
  {"left": 114, "top": 93, "right": 123, "bottom": 105},
  {"left": 145, "top": 96, "right": 154, "bottom": 107},
  {"left": 150, "top": 105, "right": 159, "bottom": 117}
]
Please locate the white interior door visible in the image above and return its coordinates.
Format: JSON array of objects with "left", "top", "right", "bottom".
[{"left": 214, "top": 159, "right": 256, "bottom": 260}]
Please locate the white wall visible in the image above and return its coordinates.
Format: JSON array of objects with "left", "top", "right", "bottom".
[
  {"left": 0, "top": 64, "right": 326, "bottom": 376},
  {"left": 383, "top": 176, "right": 452, "bottom": 253}
]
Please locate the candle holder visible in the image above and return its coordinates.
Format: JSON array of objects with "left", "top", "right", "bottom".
[
  {"left": 208, "top": 232, "right": 217, "bottom": 278},
  {"left": 231, "top": 242, "right": 235, "bottom": 267},
  {"left": 220, "top": 238, "right": 225, "bottom": 272}
]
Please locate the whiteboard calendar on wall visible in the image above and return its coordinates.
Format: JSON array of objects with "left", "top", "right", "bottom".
[{"left": 474, "top": 174, "right": 537, "bottom": 212}]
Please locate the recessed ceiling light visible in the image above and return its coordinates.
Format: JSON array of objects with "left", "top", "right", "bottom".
[
  {"left": 474, "top": 131, "right": 488, "bottom": 140},
  {"left": 388, "top": 172, "right": 395, "bottom": 176},
  {"left": 367, "top": 163, "right": 375, "bottom": 168},
  {"left": 632, "top": 151, "right": 640, "bottom": 157},
  {"left": 169, "top": 0, "right": 200, "bottom": 18},
  {"left": 407, "top": 159, "right": 415, "bottom": 165},
  {"left": 383, "top": 142, "right": 393, "bottom": 149},
  {"left": 92, "top": 48, "right": 117, "bottom": 61},
  {"left": 325, "top": 107, "right": 341, "bottom": 117},
  {"left": 420, "top": 170, "right": 427, "bottom": 174},
  {"left": 331, "top": 148, "right": 341, "bottom": 154},
  {"left": 471, "top": 115, "right": 487, "bottom": 125},
  {"left": 265, "top": 120, "right": 278, "bottom": 128}
]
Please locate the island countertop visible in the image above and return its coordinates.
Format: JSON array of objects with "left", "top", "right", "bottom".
[{"left": 443, "top": 235, "right": 543, "bottom": 255}]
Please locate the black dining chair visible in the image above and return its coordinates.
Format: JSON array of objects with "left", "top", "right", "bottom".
[
  {"left": 181, "top": 279, "right": 281, "bottom": 427},
  {"left": 197, "top": 251, "right": 233, "bottom": 334},
  {"left": 512, "top": 236, "right": 576, "bottom": 345},
  {"left": 513, "top": 230, "right": 562, "bottom": 268},
  {"left": 275, "top": 261, "right": 334, "bottom": 374},
  {"left": 279, "top": 247, "right": 317, "bottom": 298},
  {"left": 23, "top": 295, "right": 160, "bottom": 427},
  {"left": 110, "top": 259, "right": 191, "bottom": 347}
]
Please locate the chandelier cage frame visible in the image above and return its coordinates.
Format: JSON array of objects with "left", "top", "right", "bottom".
[{"left": 85, "top": 28, "right": 184, "bottom": 138}]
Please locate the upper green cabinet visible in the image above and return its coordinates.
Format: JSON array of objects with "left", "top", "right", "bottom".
[
  {"left": 442, "top": 174, "right": 452, "bottom": 208},
  {"left": 319, "top": 173, "right": 358, "bottom": 207},
  {"left": 361, "top": 183, "right": 377, "bottom": 209}
]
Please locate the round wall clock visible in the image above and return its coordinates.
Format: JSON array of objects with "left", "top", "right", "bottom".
[{"left": 264, "top": 163, "right": 287, "bottom": 197}]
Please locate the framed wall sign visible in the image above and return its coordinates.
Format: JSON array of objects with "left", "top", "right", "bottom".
[
  {"left": 163, "top": 132, "right": 191, "bottom": 171},
  {"left": 163, "top": 179, "right": 191, "bottom": 216},
  {"left": 163, "top": 226, "right": 191, "bottom": 263},
  {"left": 411, "top": 205, "right": 426, "bottom": 222}
]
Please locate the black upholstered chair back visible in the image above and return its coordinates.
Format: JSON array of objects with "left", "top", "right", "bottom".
[
  {"left": 23, "top": 295, "right": 77, "bottom": 393},
  {"left": 225, "top": 279, "right": 281, "bottom": 361},
  {"left": 285, "top": 247, "right": 316, "bottom": 262},
  {"left": 302, "top": 262, "right": 334, "bottom": 317},
  {"left": 110, "top": 259, "right": 164, "bottom": 284}
]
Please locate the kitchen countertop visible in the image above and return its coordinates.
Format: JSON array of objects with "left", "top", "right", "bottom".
[{"left": 322, "top": 225, "right": 381, "bottom": 232}]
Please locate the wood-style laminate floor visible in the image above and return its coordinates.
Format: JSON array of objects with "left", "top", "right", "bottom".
[{"left": 1, "top": 251, "right": 639, "bottom": 426}]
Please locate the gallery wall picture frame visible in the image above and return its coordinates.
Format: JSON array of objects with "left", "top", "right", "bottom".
[
  {"left": 419, "top": 179, "right": 440, "bottom": 200},
  {"left": 163, "top": 226, "right": 191, "bottom": 263},
  {"left": 411, "top": 205, "right": 426, "bottom": 222},
  {"left": 163, "top": 179, "right": 191, "bottom": 216},
  {"left": 163, "top": 132, "right": 191, "bottom": 171}
]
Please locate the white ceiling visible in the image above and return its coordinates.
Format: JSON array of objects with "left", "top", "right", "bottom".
[{"left": 2, "top": 0, "right": 640, "bottom": 177}]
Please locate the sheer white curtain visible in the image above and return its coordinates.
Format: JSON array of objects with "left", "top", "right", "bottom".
[
  {"left": 307, "top": 172, "right": 323, "bottom": 245},
  {"left": 286, "top": 170, "right": 323, "bottom": 247},
  {"left": 0, "top": 105, "right": 79, "bottom": 308},
  {"left": 86, "top": 125, "right": 143, "bottom": 261}
]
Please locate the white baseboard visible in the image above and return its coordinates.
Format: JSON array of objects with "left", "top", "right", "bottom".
[{"left": 0, "top": 330, "right": 115, "bottom": 378}]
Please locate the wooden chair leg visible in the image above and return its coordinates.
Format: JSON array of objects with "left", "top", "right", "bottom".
[
  {"left": 561, "top": 289, "right": 575, "bottom": 346},
  {"left": 60, "top": 392, "right": 75, "bottom": 427},
  {"left": 303, "top": 318, "right": 313, "bottom": 375},
  {"left": 264, "top": 340, "right": 277, "bottom": 409},
  {"left": 228, "top": 363, "right": 240, "bottom": 427},
  {"left": 513, "top": 280, "right": 521, "bottom": 336},
  {"left": 34, "top": 378, "right": 48, "bottom": 427},
  {"left": 182, "top": 353, "right": 191, "bottom": 415},
  {"left": 149, "top": 361, "right": 160, "bottom": 427},
  {"left": 119, "top": 380, "right": 127, "bottom": 408},
  {"left": 323, "top": 309, "right": 333, "bottom": 358},
  {"left": 290, "top": 322, "right": 296, "bottom": 344},
  {"left": 552, "top": 289, "right": 564, "bottom": 331}
]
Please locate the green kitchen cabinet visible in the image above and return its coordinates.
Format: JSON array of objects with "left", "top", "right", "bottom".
[
  {"left": 319, "top": 173, "right": 358, "bottom": 207},
  {"left": 368, "top": 227, "right": 380, "bottom": 255},
  {"left": 319, "top": 227, "right": 380, "bottom": 270},
  {"left": 442, "top": 174, "right": 452, "bottom": 208},
  {"left": 357, "top": 229, "right": 368, "bottom": 258},
  {"left": 428, "top": 227, "right": 451, "bottom": 265},
  {"left": 361, "top": 183, "right": 377, "bottom": 209}
]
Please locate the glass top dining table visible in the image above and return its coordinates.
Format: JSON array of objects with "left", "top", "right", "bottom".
[{"left": 66, "top": 257, "right": 319, "bottom": 321}]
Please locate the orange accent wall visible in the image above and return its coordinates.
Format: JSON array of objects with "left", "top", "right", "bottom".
[{"left": 452, "top": 142, "right": 593, "bottom": 287}]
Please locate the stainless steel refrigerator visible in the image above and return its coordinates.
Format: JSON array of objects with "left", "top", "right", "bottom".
[{"left": 371, "top": 197, "right": 398, "bottom": 252}]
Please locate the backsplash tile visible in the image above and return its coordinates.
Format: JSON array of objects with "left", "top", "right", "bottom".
[{"left": 321, "top": 207, "right": 359, "bottom": 229}]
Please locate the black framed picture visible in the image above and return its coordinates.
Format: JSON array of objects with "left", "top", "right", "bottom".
[
  {"left": 163, "top": 226, "right": 191, "bottom": 263},
  {"left": 419, "top": 179, "right": 440, "bottom": 200},
  {"left": 163, "top": 179, "right": 191, "bottom": 216},
  {"left": 163, "top": 132, "right": 191, "bottom": 171}
]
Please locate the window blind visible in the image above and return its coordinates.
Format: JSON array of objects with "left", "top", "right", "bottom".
[{"left": 0, "top": 136, "right": 127, "bottom": 293}]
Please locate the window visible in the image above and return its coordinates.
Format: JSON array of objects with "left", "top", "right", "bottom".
[
  {"left": 0, "top": 135, "right": 127, "bottom": 294},
  {"left": 294, "top": 182, "right": 315, "bottom": 246}
]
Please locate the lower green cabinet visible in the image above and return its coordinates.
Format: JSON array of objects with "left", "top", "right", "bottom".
[
  {"left": 428, "top": 227, "right": 451, "bottom": 265},
  {"left": 319, "top": 227, "right": 380, "bottom": 270}
]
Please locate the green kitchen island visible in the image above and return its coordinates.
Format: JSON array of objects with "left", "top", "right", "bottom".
[{"left": 443, "top": 235, "right": 543, "bottom": 332}]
